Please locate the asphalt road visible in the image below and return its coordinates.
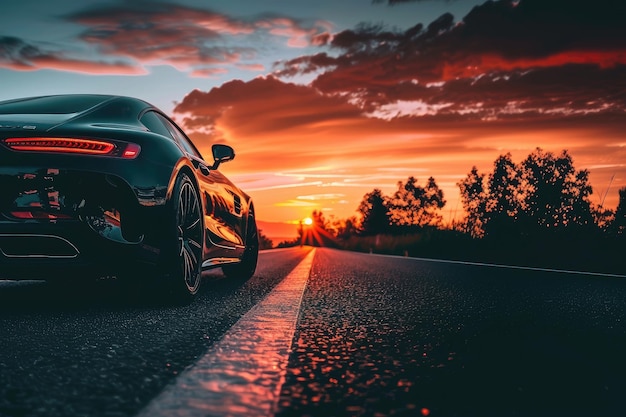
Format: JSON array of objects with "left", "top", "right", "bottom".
[{"left": 2, "top": 247, "right": 626, "bottom": 417}]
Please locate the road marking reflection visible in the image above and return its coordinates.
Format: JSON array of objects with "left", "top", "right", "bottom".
[{"left": 137, "top": 248, "right": 316, "bottom": 417}]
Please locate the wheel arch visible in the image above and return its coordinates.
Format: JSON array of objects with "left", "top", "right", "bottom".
[
  {"left": 161, "top": 159, "right": 205, "bottom": 243},
  {"left": 166, "top": 158, "right": 200, "bottom": 203},
  {"left": 170, "top": 161, "right": 204, "bottom": 227}
]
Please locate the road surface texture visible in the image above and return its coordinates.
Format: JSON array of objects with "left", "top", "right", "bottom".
[{"left": 1, "top": 247, "right": 626, "bottom": 416}]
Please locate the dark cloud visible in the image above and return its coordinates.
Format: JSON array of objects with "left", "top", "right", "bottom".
[
  {"left": 0, "top": 36, "right": 48, "bottom": 69},
  {"left": 276, "top": 0, "right": 626, "bottom": 120},
  {"left": 455, "top": 0, "right": 626, "bottom": 59},
  {"left": 0, "top": 36, "right": 141, "bottom": 74}
]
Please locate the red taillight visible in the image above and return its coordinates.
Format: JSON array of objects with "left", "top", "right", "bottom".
[
  {"left": 2, "top": 137, "right": 141, "bottom": 158},
  {"left": 122, "top": 143, "right": 141, "bottom": 159},
  {"left": 4, "top": 137, "right": 115, "bottom": 155}
]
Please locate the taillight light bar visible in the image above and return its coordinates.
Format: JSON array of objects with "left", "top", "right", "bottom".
[
  {"left": 2, "top": 137, "right": 140, "bottom": 159},
  {"left": 4, "top": 137, "right": 114, "bottom": 154}
]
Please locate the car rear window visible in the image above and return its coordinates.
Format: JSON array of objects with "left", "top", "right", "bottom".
[{"left": 0, "top": 95, "right": 111, "bottom": 114}]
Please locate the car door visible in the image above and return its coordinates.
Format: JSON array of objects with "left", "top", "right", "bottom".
[{"left": 154, "top": 113, "right": 245, "bottom": 251}]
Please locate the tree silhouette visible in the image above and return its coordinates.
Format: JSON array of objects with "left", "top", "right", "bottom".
[
  {"left": 357, "top": 188, "right": 391, "bottom": 235},
  {"left": 519, "top": 148, "right": 593, "bottom": 236},
  {"left": 458, "top": 166, "right": 487, "bottom": 238},
  {"left": 484, "top": 153, "right": 523, "bottom": 239},
  {"left": 332, "top": 216, "right": 358, "bottom": 240},
  {"left": 388, "top": 176, "right": 446, "bottom": 230},
  {"left": 458, "top": 149, "right": 595, "bottom": 241}
]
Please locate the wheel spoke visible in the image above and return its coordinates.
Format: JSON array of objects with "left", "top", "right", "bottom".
[
  {"left": 184, "top": 241, "right": 198, "bottom": 265},
  {"left": 186, "top": 187, "right": 195, "bottom": 219},
  {"left": 183, "top": 248, "right": 192, "bottom": 285},
  {"left": 182, "top": 245, "right": 199, "bottom": 288},
  {"left": 185, "top": 246, "right": 192, "bottom": 273},
  {"left": 185, "top": 185, "right": 193, "bottom": 212},
  {"left": 186, "top": 217, "right": 200, "bottom": 231},
  {"left": 188, "top": 238, "right": 202, "bottom": 250},
  {"left": 180, "top": 185, "right": 189, "bottom": 222},
  {"left": 178, "top": 207, "right": 185, "bottom": 227}
]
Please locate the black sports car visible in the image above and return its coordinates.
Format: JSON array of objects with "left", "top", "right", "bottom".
[{"left": 0, "top": 94, "right": 258, "bottom": 301}]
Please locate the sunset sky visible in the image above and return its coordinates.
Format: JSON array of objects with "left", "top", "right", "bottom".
[{"left": 1, "top": 0, "right": 625, "bottom": 239}]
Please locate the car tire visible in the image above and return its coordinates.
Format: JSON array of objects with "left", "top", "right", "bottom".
[
  {"left": 222, "top": 213, "right": 259, "bottom": 280},
  {"left": 156, "top": 172, "right": 203, "bottom": 302}
]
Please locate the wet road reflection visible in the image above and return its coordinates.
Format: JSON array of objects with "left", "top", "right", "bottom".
[{"left": 276, "top": 248, "right": 626, "bottom": 417}]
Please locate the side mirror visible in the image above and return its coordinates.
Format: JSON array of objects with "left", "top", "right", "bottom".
[{"left": 210, "top": 144, "right": 235, "bottom": 170}]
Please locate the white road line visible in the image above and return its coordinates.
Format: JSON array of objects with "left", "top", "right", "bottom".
[
  {"left": 137, "top": 248, "right": 316, "bottom": 417},
  {"left": 371, "top": 252, "right": 626, "bottom": 278}
]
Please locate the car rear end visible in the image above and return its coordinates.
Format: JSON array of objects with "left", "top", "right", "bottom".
[{"left": 0, "top": 96, "right": 167, "bottom": 281}]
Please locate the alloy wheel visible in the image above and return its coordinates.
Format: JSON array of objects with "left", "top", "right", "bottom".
[{"left": 175, "top": 178, "right": 202, "bottom": 294}]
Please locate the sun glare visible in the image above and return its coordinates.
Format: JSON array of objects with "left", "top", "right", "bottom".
[{"left": 303, "top": 217, "right": 313, "bottom": 226}]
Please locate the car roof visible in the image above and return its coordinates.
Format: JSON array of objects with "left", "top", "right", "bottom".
[{"left": 0, "top": 94, "right": 152, "bottom": 116}]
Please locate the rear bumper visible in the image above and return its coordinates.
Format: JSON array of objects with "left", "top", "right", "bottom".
[
  {"left": 0, "top": 159, "right": 170, "bottom": 280},
  {"left": 0, "top": 219, "right": 160, "bottom": 280}
]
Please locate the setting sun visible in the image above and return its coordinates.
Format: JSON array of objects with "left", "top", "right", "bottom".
[{"left": 303, "top": 217, "right": 313, "bottom": 226}]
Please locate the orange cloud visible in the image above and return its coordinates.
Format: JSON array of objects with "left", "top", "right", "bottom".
[
  {"left": 175, "top": 76, "right": 366, "bottom": 141},
  {"left": 173, "top": 76, "right": 626, "bottom": 225}
]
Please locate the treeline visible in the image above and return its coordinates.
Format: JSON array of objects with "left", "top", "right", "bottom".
[{"left": 277, "top": 148, "right": 626, "bottom": 274}]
